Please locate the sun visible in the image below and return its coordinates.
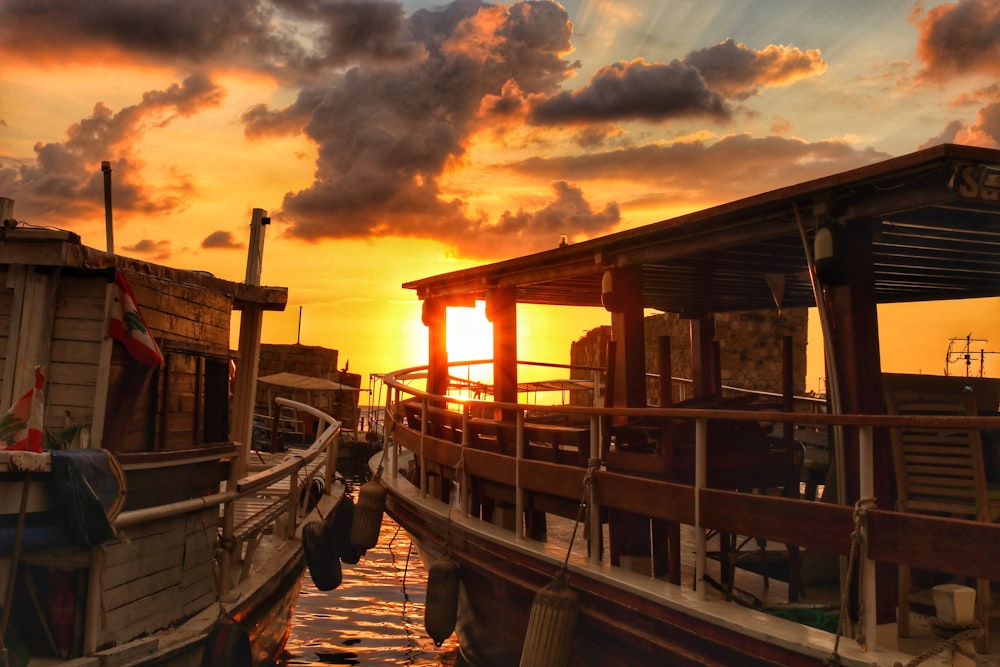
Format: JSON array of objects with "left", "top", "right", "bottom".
[{"left": 446, "top": 302, "right": 493, "bottom": 363}]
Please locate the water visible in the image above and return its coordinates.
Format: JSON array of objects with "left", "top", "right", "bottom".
[{"left": 279, "top": 507, "right": 462, "bottom": 666}]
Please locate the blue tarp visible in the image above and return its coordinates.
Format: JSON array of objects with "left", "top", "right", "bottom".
[{"left": 1, "top": 449, "right": 124, "bottom": 556}]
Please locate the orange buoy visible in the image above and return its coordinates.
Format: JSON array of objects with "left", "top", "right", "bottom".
[
  {"left": 518, "top": 569, "right": 578, "bottom": 667},
  {"left": 424, "top": 554, "right": 460, "bottom": 646},
  {"left": 303, "top": 520, "right": 343, "bottom": 591},
  {"left": 349, "top": 477, "right": 386, "bottom": 551}
]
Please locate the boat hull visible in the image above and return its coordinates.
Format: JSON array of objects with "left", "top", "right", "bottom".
[{"left": 381, "top": 463, "right": 903, "bottom": 667}]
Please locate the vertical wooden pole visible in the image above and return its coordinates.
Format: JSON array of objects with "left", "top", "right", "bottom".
[
  {"left": 102, "top": 161, "right": 114, "bottom": 253},
  {"left": 689, "top": 315, "right": 716, "bottom": 399},
  {"left": 423, "top": 299, "right": 449, "bottom": 402},
  {"left": 487, "top": 288, "right": 517, "bottom": 422},
  {"left": 222, "top": 209, "right": 267, "bottom": 593},
  {"left": 231, "top": 209, "right": 268, "bottom": 476},
  {"left": 0, "top": 198, "right": 13, "bottom": 223}
]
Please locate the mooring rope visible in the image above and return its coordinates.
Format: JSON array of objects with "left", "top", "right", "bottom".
[
  {"left": 559, "top": 458, "right": 600, "bottom": 571},
  {"left": 824, "top": 496, "right": 875, "bottom": 666},
  {"left": 893, "top": 617, "right": 984, "bottom": 667}
]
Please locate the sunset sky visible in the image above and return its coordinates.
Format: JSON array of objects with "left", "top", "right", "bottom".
[{"left": 2, "top": 0, "right": 999, "bottom": 390}]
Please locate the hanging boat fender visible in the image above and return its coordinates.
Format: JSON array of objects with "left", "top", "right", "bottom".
[
  {"left": 324, "top": 494, "right": 362, "bottom": 564},
  {"left": 424, "top": 553, "right": 460, "bottom": 647},
  {"left": 202, "top": 616, "right": 252, "bottom": 667},
  {"left": 303, "top": 520, "right": 343, "bottom": 591},
  {"left": 519, "top": 569, "right": 578, "bottom": 667},
  {"left": 350, "top": 476, "right": 386, "bottom": 551},
  {"left": 299, "top": 476, "right": 325, "bottom": 514}
]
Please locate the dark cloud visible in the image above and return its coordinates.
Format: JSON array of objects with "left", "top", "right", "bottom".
[
  {"left": 918, "top": 120, "right": 964, "bottom": 150},
  {"left": 202, "top": 230, "right": 244, "bottom": 248},
  {"left": 456, "top": 181, "right": 619, "bottom": 256},
  {"left": 681, "top": 39, "right": 826, "bottom": 100},
  {"left": 915, "top": 0, "right": 1000, "bottom": 81},
  {"left": 243, "top": 86, "right": 330, "bottom": 139},
  {"left": 975, "top": 102, "right": 1000, "bottom": 143},
  {"left": 0, "top": 0, "right": 418, "bottom": 80},
  {"left": 528, "top": 59, "right": 730, "bottom": 125},
  {"left": 1, "top": 74, "right": 221, "bottom": 224},
  {"left": 123, "top": 238, "right": 172, "bottom": 260},
  {"left": 508, "top": 135, "right": 891, "bottom": 207},
  {"left": 275, "top": 0, "right": 594, "bottom": 251}
]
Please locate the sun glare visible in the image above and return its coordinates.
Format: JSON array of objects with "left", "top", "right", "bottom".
[{"left": 446, "top": 302, "right": 493, "bottom": 363}]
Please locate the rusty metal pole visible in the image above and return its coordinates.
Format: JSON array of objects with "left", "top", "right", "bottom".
[{"left": 102, "top": 161, "right": 114, "bottom": 253}]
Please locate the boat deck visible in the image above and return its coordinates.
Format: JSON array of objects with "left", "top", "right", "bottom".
[{"left": 545, "top": 514, "right": 1000, "bottom": 665}]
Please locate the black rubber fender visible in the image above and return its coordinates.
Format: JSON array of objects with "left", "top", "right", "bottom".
[
  {"left": 303, "top": 520, "right": 343, "bottom": 591},
  {"left": 325, "top": 494, "right": 362, "bottom": 564}
]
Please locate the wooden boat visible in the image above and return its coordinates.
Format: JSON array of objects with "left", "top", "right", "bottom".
[
  {"left": 370, "top": 144, "right": 1000, "bottom": 666},
  {"left": 0, "top": 201, "right": 346, "bottom": 666}
]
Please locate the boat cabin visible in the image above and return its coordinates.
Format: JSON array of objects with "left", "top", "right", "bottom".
[{"left": 382, "top": 143, "right": 1000, "bottom": 661}]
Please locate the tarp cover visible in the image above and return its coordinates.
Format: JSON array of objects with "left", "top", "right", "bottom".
[{"left": 258, "top": 372, "right": 361, "bottom": 392}]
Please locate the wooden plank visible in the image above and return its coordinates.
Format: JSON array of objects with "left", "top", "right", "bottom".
[
  {"left": 103, "top": 562, "right": 183, "bottom": 610},
  {"left": 868, "top": 509, "right": 1000, "bottom": 581},
  {"left": 699, "top": 488, "right": 854, "bottom": 554},
  {"left": 463, "top": 448, "right": 515, "bottom": 486},
  {"left": 91, "top": 283, "right": 116, "bottom": 446},
  {"left": 100, "top": 589, "right": 182, "bottom": 647}
]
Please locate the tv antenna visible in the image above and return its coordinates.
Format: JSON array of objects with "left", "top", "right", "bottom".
[{"left": 944, "top": 334, "right": 999, "bottom": 377}]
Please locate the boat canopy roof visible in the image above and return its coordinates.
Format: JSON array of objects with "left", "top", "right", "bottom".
[
  {"left": 258, "top": 372, "right": 362, "bottom": 392},
  {"left": 403, "top": 143, "right": 1000, "bottom": 314}
]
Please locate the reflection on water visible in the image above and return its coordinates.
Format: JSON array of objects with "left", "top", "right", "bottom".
[{"left": 279, "top": 507, "right": 461, "bottom": 666}]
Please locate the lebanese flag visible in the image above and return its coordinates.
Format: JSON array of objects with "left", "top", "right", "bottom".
[
  {"left": 0, "top": 367, "right": 45, "bottom": 452},
  {"left": 108, "top": 271, "right": 164, "bottom": 367}
]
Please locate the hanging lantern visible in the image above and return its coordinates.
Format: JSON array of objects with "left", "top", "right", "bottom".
[
  {"left": 424, "top": 553, "right": 460, "bottom": 647},
  {"left": 519, "top": 569, "right": 578, "bottom": 667},
  {"left": 350, "top": 475, "right": 387, "bottom": 551}
]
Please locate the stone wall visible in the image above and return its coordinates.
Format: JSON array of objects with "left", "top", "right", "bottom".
[
  {"left": 254, "top": 343, "right": 363, "bottom": 429},
  {"left": 258, "top": 343, "right": 340, "bottom": 381},
  {"left": 570, "top": 308, "right": 809, "bottom": 405}
]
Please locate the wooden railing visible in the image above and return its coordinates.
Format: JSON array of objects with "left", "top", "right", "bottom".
[{"left": 377, "top": 360, "right": 1000, "bottom": 647}]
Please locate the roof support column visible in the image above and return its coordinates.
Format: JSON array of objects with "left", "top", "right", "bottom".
[
  {"left": 821, "top": 217, "right": 894, "bottom": 626},
  {"left": 422, "top": 298, "right": 449, "bottom": 401},
  {"left": 602, "top": 266, "right": 646, "bottom": 410},
  {"left": 689, "top": 314, "right": 720, "bottom": 399},
  {"left": 486, "top": 288, "right": 517, "bottom": 421}
]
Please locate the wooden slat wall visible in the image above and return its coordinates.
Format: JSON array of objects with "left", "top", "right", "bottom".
[
  {"left": 128, "top": 274, "right": 231, "bottom": 355},
  {"left": 103, "top": 272, "right": 233, "bottom": 452},
  {"left": 0, "top": 267, "right": 10, "bottom": 387},
  {"left": 46, "top": 276, "right": 106, "bottom": 433},
  {"left": 98, "top": 507, "right": 219, "bottom": 647}
]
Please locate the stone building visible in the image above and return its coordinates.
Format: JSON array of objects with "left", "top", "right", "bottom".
[{"left": 570, "top": 308, "right": 809, "bottom": 406}]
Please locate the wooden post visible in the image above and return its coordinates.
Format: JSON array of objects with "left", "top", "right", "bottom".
[
  {"left": 223, "top": 208, "right": 267, "bottom": 593},
  {"left": 689, "top": 314, "right": 717, "bottom": 399},
  {"left": 932, "top": 584, "right": 977, "bottom": 667},
  {"left": 102, "top": 161, "right": 114, "bottom": 253},
  {"left": 423, "top": 299, "right": 449, "bottom": 402},
  {"left": 486, "top": 287, "right": 517, "bottom": 422},
  {"left": 0, "top": 197, "right": 13, "bottom": 223},
  {"left": 606, "top": 266, "right": 646, "bottom": 410},
  {"left": 231, "top": 208, "right": 268, "bottom": 477}
]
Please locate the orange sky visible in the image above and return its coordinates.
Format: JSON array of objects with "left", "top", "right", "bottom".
[{"left": 2, "top": 0, "right": 999, "bottom": 387}]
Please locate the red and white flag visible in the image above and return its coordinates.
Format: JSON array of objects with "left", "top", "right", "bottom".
[
  {"left": 0, "top": 367, "right": 45, "bottom": 452},
  {"left": 108, "top": 271, "right": 164, "bottom": 367}
]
